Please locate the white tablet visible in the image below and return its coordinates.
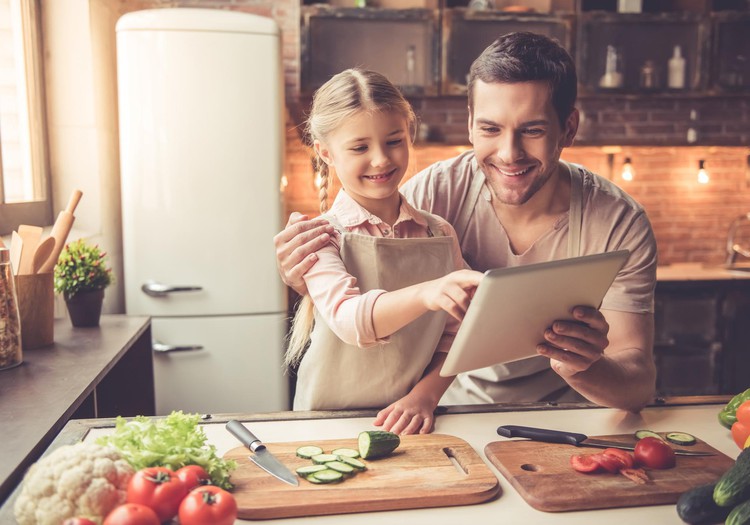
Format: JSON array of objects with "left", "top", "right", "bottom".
[{"left": 440, "top": 250, "right": 630, "bottom": 377}]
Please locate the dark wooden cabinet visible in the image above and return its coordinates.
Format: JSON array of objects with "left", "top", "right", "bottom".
[{"left": 654, "top": 280, "right": 750, "bottom": 396}]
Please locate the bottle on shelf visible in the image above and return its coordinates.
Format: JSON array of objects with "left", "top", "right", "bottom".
[
  {"left": 599, "top": 45, "right": 624, "bottom": 89},
  {"left": 667, "top": 45, "right": 686, "bottom": 90}
]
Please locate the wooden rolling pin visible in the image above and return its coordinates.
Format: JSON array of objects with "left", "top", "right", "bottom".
[{"left": 38, "top": 189, "right": 82, "bottom": 273}]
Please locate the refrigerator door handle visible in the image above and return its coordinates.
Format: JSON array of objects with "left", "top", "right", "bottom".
[
  {"left": 153, "top": 341, "right": 204, "bottom": 353},
  {"left": 141, "top": 281, "right": 203, "bottom": 297}
]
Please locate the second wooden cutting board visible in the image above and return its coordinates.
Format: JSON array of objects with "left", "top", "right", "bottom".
[
  {"left": 484, "top": 432, "right": 734, "bottom": 512},
  {"left": 223, "top": 433, "right": 499, "bottom": 519}
]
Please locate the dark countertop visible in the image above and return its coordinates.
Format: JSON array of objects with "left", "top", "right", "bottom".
[
  {"left": 0, "top": 315, "right": 152, "bottom": 507},
  {"left": 657, "top": 263, "right": 750, "bottom": 281}
]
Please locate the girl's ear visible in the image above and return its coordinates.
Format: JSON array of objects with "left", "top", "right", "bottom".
[{"left": 314, "top": 140, "right": 333, "bottom": 166}]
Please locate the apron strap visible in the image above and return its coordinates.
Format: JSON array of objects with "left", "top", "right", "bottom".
[
  {"left": 453, "top": 162, "right": 486, "bottom": 245},
  {"left": 565, "top": 161, "right": 584, "bottom": 259}
]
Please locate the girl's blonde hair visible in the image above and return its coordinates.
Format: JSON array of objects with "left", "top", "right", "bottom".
[{"left": 285, "top": 68, "right": 417, "bottom": 371}]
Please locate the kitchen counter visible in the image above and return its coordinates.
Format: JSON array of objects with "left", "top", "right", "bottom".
[
  {"left": 0, "top": 398, "right": 737, "bottom": 524},
  {"left": 0, "top": 315, "right": 153, "bottom": 508},
  {"left": 657, "top": 262, "right": 750, "bottom": 281}
]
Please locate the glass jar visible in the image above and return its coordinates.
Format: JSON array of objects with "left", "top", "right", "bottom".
[{"left": 0, "top": 247, "right": 22, "bottom": 370}]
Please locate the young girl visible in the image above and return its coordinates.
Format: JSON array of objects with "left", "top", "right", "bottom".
[{"left": 286, "top": 68, "right": 483, "bottom": 435}]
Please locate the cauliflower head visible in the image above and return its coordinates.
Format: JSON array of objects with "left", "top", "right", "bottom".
[{"left": 14, "top": 442, "right": 134, "bottom": 525}]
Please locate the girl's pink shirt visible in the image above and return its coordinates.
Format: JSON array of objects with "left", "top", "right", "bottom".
[{"left": 303, "top": 190, "right": 466, "bottom": 351}]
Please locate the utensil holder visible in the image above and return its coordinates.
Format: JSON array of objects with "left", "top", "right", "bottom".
[{"left": 16, "top": 272, "right": 54, "bottom": 349}]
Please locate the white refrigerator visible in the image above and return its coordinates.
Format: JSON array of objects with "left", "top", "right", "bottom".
[{"left": 116, "top": 8, "right": 289, "bottom": 415}]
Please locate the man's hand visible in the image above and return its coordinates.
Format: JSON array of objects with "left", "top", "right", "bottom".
[
  {"left": 536, "top": 306, "right": 610, "bottom": 377},
  {"left": 273, "top": 212, "right": 335, "bottom": 295}
]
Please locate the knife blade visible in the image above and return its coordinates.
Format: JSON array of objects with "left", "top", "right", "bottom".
[
  {"left": 496, "top": 425, "right": 714, "bottom": 456},
  {"left": 226, "top": 420, "right": 299, "bottom": 486}
]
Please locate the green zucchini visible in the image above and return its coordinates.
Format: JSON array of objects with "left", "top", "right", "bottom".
[
  {"left": 676, "top": 483, "right": 731, "bottom": 525},
  {"left": 296, "top": 464, "right": 327, "bottom": 476},
  {"left": 714, "top": 447, "right": 750, "bottom": 507},
  {"left": 325, "top": 460, "right": 355, "bottom": 474},
  {"left": 331, "top": 447, "right": 360, "bottom": 458},
  {"left": 338, "top": 455, "right": 367, "bottom": 470},
  {"left": 312, "top": 469, "right": 344, "bottom": 483},
  {"left": 666, "top": 431, "right": 696, "bottom": 446},
  {"left": 726, "top": 498, "right": 750, "bottom": 525},
  {"left": 358, "top": 430, "right": 400, "bottom": 459},
  {"left": 311, "top": 453, "right": 340, "bottom": 464},
  {"left": 634, "top": 429, "right": 664, "bottom": 441},
  {"left": 296, "top": 445, "right": 324, "bottom": 459}
]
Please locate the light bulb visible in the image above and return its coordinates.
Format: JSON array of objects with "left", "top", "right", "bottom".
[
  {"left": 697, "top": 159, "right": 709, "bottom": 184},
  {"left": 314, "top": 171, "right": 323, "bottom": 189},
  {"left": 280, "top": 174, "right": 288, "bottom": 193},
  {"left": 621, "top": 157, "right": 635, "bottom": 181}
]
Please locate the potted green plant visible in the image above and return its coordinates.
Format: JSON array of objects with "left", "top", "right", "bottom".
[{"left": 53, "top": 239, "right": 113, "bottom": 327}]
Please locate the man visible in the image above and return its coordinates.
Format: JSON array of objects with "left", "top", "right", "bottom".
[{"left": 274, "top": 32, "right": 657, "bottom": 412}]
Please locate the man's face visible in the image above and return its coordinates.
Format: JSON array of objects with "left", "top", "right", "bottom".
[{"left": 468, "top": 80, "right": 578, "bottom": 207}]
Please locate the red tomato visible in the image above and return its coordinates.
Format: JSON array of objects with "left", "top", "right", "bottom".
[
  {"left": 570, "top": 454, "right": 601, "bottom": 473},
  {"left": 634, "top": 437, "right": 676, "bottom": 469},
  {"left": 591, "top": 452, "right": 624, "bottom": 473},
  {"left": 103, "top": 503, "right": 160, "bottom": 525},
  {"left": 178, "top": 485, "right": 238, "bottom": 525},
  {"left": 127, "top": 467, "right": 188, "bottom": 522},
  {"left": 176, "top": 465, "right": 212, "bottom": 490},
  {"left": 601, "top": 448, "right": 635, "bottom": 469},
  {"left": 63, "top": 519, "right": 97, "bottom": 525},
  {"left": 731, "top": 421, "right": 750, "bottom": 449},
  {"left": 737, "top": 400, "right": 750, "bottom": 427}
]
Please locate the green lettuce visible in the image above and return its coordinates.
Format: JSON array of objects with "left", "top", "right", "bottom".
[{"left": 97, "top": 411, "right": 236, "bottom": 490}]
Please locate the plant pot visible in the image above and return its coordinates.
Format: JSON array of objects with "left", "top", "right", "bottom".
[{"left": 65, "top": 289, "right": 104, "bottom": 327}]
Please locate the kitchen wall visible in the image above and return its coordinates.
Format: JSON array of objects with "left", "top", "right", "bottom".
[{"left": 42, "top": 0, "right": 749, "bottom": 317}]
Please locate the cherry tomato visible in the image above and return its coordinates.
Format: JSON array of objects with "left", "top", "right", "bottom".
[
  {"left": 103, "top": 503, "right": 160, "bottom": 525},
  {"left": 601, "top": 448, "right": 635, "bottom": 469},
  {"left": 178, "top": 485, "right": 238, "bottom": 525},
  {"left": 732, "top": 421, "right": 750, "bottom": 449},
  {"left": 127, "top": 467, "right": 188, "bottom": 522},
  {"left": 176, "top": 465, "right": 212, "bottom": 491},
  {"left": 63, "top": 519, "right": 97, "bottom": 525},
  {"left": 570, "top": 454, "right": 601, "bottom": 473},
  {"left": 634, "top": 436, "right": 676, "bottom": 469}
]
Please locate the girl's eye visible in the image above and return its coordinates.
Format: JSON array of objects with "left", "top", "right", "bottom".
[
  {"left": 387, "top": 139, "right": 403, "bottom": 146},
  {"left": 350, "top": 145, "right": 367, "bottom": 153}
]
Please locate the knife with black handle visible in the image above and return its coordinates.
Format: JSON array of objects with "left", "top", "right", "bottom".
[{"left": 497, "top": 425, "right": 713, "bottom": 456}]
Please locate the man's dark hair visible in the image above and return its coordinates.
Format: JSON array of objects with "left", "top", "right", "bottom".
[{"left": 467, "top": 31, "right": 577, "bottom": 126}]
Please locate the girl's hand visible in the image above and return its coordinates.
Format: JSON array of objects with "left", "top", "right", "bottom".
[
  {"left": 373, "top": 391, "right": 439, "bottom": 435},
  {"left": 420, "top": 269, "right": 483, "bottom": 321}
]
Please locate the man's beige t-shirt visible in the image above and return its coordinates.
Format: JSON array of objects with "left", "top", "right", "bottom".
[{"left": 400, "top": 150, "right": 658, "bottom": 404}]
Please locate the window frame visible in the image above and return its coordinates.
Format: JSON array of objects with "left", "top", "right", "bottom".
[{"left": 0, "top": 0, "right": 52, "bottom": 235}]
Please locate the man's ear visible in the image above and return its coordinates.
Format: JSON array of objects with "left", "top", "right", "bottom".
[
  {"left": 314, "top": 140, "right": 333, "bottom": 165},
  {"left": 467, "top": 108, "right": 474, "bottom": 145},
  {"left": 560, "top": 108, "right": 579, "bottom": 148}
]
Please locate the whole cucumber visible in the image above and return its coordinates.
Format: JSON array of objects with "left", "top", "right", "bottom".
[
  {"left": 676, "top": 483, "right": 731, "bottom": 525},
  {"left": 714, "top": 448, "right": 750, "bottom": 507},
  {"left": 727, "top": 498, "right": 750, "bottom": 525}
]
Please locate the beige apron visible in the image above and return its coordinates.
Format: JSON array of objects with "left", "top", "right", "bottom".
[
  {"left": 441, "top": 161, "right": 586, "bottom": 405},
  {"left": 294, "top": 211, "right": 455, "bottom": 410}
]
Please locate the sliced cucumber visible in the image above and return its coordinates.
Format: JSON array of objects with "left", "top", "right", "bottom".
[
  {"left": 358, "top": 430, "right": 400, "bottom": 459},
  {"left": 331, "top": 447, "right": 360, "bottom": 458},
  {"left": 305, "top": 474, "right": 326, "bottom": 484},
  {"left": 311, "top": 453, "right": 340, "bottom": 464},
  {"left": 312, "top": 469, "right": 344, "bottom": 483},
  {"left": 666, "top": 431, "right": 697, "bottom": 446},
  {"left": 338, "top": 455, "right": 367, "bottom": 470},
  {"left": 325, "top": 460, "right": 355, "bottom": 474},
  {"left": 296, "top": 445, "right": 324, "bottom": 459},
  {"left": 296, "top": 464, "right": 327, "bottom": 476},
  {"left": 634, "top": 429, "right": 664, "bottom": 441}
]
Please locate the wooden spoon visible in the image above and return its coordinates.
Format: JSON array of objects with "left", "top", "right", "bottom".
[
  {"left": 18, "top": 225, "right": 43, "bottom": 275},
  {"left": 32, "top": 236, "right": 55, "bottom": 274}
]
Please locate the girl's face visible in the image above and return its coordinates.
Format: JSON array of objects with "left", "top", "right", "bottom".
[{"left": 315, "top": 110, "right": 410, "bottom": 212}]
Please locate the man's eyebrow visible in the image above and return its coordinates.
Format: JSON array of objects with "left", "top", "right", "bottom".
[{"left": 474, "top": 118, "right": 550, "bottom": 127}]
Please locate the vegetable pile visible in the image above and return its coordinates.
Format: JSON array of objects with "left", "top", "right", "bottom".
[
  {"left": 96, "top": 411, "right": 236, "bottom": 490},
  {"left": 718, "top": 388, "right": 750, "bottom": 430},
  {"left": 14, "top": 442, "right": 134, "bottom": 525}
]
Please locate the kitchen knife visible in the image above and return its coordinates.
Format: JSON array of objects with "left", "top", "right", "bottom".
[
  {"left": 226, "top": 420, "right": 299, "bottom": 486},
  {"left": 497, "top": 425, "right": 714, "bottom": 456}
]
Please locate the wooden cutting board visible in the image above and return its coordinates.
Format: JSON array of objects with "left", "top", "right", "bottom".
[
  {"left": 223, "top": 433, "right": 499, "bottom": 519},
  {"left": 484, "top": 432, "right": 734, "bottom": 512}
]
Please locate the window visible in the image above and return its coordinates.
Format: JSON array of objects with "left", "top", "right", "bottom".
[{"left": 0, "top": 0, "right": 51, "bottom": 235}]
